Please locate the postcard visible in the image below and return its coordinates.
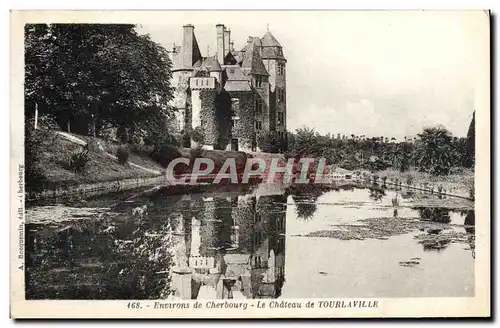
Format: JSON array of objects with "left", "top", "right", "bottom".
[{"left": 10, "top": 10, "right": 490, "bottom": 318}]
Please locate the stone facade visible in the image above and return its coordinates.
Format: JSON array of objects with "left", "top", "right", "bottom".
[{"left": 169, "top": 24, "right": 287, "bottom": 152}]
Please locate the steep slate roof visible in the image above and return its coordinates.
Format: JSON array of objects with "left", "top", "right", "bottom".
[
  {"left": 223, "top": 65, "right": 252, "bottom": 92},
  {"left": 233, "top": 51, "right": 244, "bottom": 64},
  {"left": 260, "top": 31, "right": 285, "bottom": 60},
  {"left": 241, "top": 39, "right": 269, "bottom": 76},
  {"left": 224, "top": 81, "right": 252, "bottom": 92},
  {"left": 193, "top": 55, "right": 222, "bottom": 72},
  {"left": 261, "top": 46, "right": 285, "bottom": 60},
  {"left": 261, "top": 31, "right": 281, "bottom": 47},
  {"left": 224, "top": 65, "right": 249, "bottom": 81},
  {"left": 204, "top": 56, "right": 222, "bottom": 71},
  {"left": 224, "top": 52, "right": 238, "bottom": 65}
]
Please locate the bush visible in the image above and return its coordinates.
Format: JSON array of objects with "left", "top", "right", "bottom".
[
  {"left": 131, "top": 133, "right": 144, "bottom": 146},
  {"left": 25, "top": 119, "right": 47, "bottom": 192},
  {"left": 68, "top": 149, "right": 90, "bottom": 174},
  {"left": 257, "top": 130, "right": 280, "bottom": 153},
  {"left": 191, "top": 126, "right": 205, "bottom": 144},
  {"left": 99, "top": 126, "right": 120, "bottom": 142},
  {"left": 36, "top": 115, "right": 60, "bottom": 131},
  {"left": 151, "top": 144, "right": 182, "bottom": 169},
  {"left": 116, "top": 146, "right": 130, "bottom": 165}
]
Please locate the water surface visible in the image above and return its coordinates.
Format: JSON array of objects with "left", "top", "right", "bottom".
[{"left": 25, "top": 183, "right": 474, "bottom": 299}]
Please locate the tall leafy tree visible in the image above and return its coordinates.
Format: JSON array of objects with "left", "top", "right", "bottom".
[
  {"left": 414, "top": 126, "right": 459, "bottom": 175},
  {"left": 465, "top": 111, "right": 475, "bottom": 168},
  {"left": 24, "top": 24, "right": 174, "bottom": 140}
]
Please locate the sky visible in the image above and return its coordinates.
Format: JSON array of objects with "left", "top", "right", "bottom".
[{"left": 137, "top": 11, "right": 487, "bottom": 139}]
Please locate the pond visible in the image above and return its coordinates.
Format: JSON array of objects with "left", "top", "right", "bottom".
[{"left": 25, "top": 183, "right": 475, "bottom": 300}]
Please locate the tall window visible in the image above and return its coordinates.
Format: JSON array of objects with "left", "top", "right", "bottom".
[
  {"left": 277, "top": 89, "right": 285, "bottom": 103},
  {"left": 255, "top": 99, "right": 263, "bottom": 114},
  {"left": 277, "top": 112, "right": 284, "bottom": 125},
  {"left": 231, "top": 98, "right": 239, "bottom": 116},
  {"left": 277, "top": 63, "right": 285, "bottom": 76},
  {"left": 255, "top": 120, "right": 262, "bottom": 131},
  {"left": 255, "top": 75, "right": 265, "bottom": 88},
  {"left": 231, "top": 117, "right": 239, "bottom": 128}
]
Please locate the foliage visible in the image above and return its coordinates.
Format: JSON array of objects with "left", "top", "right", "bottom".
[
  {"left": 285, "top": 122, "right": 471, "bottom": 176},
  {"left": 116, "top": 146, "right": 130, "bottom": 165},
  {"left": 414, "top": 126, "right": 460, "bottom": 175},
  {"left": 151, "top": 143, "right": 182, "bottom": 169},
  {"left": 68, "top": 149, "right": 90, "bottom": 173},
  {"left": 231, "top": 92, "right": 257, "bottom": 150},
  {"left": 151, "top": 133, "right": 181, "bottom": 158},
  {"left": 191, "top": 126, "right": 205, "bottom": 144},
  {"left": 25, "top": 119, "right": 47, "bottom": 192},
  {"left": 199, "top": 91, "right": 218, "bottom": 146},
  {"left": 290, "top": 127, "right": 318, "bottom": 156},
  {"left": 24, "top": 24, "right": 174, "bottom": 140},
  {"left": 465, "top": 111, "right": 475, "bottom": 168},
  {"left": 257, "top": 130, "right": 280, "bottom": 153}
]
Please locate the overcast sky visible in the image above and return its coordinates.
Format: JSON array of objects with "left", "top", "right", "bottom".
[{"left": 137, "top": 11, "right": 487, "bottom": 139}]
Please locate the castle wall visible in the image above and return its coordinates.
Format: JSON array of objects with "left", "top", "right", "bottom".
[
  {"left": 215, "top": 91, "right": 232, "bottom": 150},
  {"left": 191, "top": 90, "right": 202, "bottom": 129},
  {"left": 254, "top": 77, "right": 271, "bottom": 131},
  {"left": 227, "top": 91, "right": 256, "bottom": 151},
  {"left": 264, "top": 59, "right": 287, "bottom": 134},
  {"left": 170, "top": 26, "right": 286, "bottom": 152},
  {"left": 199, "top": 90, "right": 218, "bottom": 147},
  {"left": 171, "top": 70, "right": 193, "bottom": 133},
  {"left": 274, "top": 61, "right": 287, "bottom": 134}
]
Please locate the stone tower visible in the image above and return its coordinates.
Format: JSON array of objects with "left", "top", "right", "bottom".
[{"left": 260, "top": 31, "right": 287, "bottom": 143}]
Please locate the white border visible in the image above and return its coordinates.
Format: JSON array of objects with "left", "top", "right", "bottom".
[{"left": 3, "top": 2, "right": 496, "bottom": 326}]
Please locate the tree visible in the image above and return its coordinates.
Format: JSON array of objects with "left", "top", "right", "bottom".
[
  {"left": 289, "top": 127, "right": 318, "bottom": 156},
  {"left": 24, "top": 24, "right": 174, "bottom": 141},
  {"left": 414, "top": 126, "right": 459, "bottom": 175},
  {"left": 391, "top": 142, "right": 412, "bottom": 172},
  {"left": 465, "top": 111, "right": 475, "bottom": 168},
  {"left": 257, "top": 130, "right": 280, "bottom": 153}
]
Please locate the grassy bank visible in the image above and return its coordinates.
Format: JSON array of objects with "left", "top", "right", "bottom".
[
  {"left": 30, "top": 131, "right": 163, "bottom": 191},
  {"left": 375, "top": 167, "right": 474, "bottom": 198},
  {"left": 28, "top": 130, "right": 255, "bottom": 193}
]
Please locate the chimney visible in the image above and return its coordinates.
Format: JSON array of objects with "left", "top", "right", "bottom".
[
  {"left": 224, "top": 28, "right": 231, "bottom": 56},
  {"left": 229, "top": 41, "right": 234, "bottom": 52},
  {"left": 216, "top": 24, "right": 225, "bottom": 65},
  {"left": 182, "top": 24, "right": 194, "bottom": 68}
]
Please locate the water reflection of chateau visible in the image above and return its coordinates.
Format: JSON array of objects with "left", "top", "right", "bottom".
[{"left": 168, "top": 193, "right": 286, "bottom": 300}]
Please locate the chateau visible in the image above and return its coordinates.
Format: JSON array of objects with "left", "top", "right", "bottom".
[{"left": 169, "top": 24, "right": 287, "bottom": 152}]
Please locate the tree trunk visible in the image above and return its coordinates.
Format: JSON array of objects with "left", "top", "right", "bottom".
[{"left": 34, "top": 102, "right": 38, "bottom": 130}]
